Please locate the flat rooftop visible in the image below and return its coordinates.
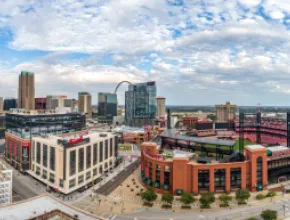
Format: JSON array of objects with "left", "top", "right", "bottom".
[
  {"left": 160, "top": 129, "right": 235, "bottom": 146},
  {"left": 246, "top": 144, "right": 265, "bottom": 150},
  {"left": 0, "top": 195, "right": 100, "bottom": 220},
  {"left": 33, "top": 131, "right": 116, "bottom": 146}
]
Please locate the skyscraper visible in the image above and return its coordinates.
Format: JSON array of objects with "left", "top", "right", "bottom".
[
  {"left": 78, "top": 92, "right": 92, "bottom": 118},
  {"left": 98, "top": 92, "right": 117, "bottom": 121},
  {"left": 3, "top": 98, "right": 17, "bottom": 111},
  {"left": 125, "top": 81, "right": 157, "bottom": 126},
  {"left": 215, "top": 101, "right": 237, "bottom": 122},
  {"left": 18, "top": 71, "right": 35, "bottom": 111},
  {"left": 0, "top": 97, "right": 3, "bottom": 113},
  {"left": 156, "top": 96, "right": 166, "bottom": 118}
]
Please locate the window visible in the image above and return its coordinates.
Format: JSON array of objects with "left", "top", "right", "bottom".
[
  {"left": 105, "top": 140, "right": 108, "bottom": 160},
  {"left": 156, "top": 165, "right": 160, "bottom": 182},
  {"left": 36, "top": 142, "right": 41, "bottom": 164},
  {"left": 214, "top": 169, "right": 226, "bottom": 189},
  {"left": 110, "top": 138, "right": 113, "bottom": 157},
  {"left": 149, "top": 162, "right": 152, "bottom": 179},
  {"left": 42, "top": 170, "right": 47, "bottom": 179},
  {"left": 93, "top": 144, "right": 98, "bottom": 165},
  {"left": 43, "top": 144, "right": 48, "bottom": 167},
  {"left": 99, "top": 165, "right": 103, "bottom": 174},
  {"left": 70, "top": 150, "right": 76, "bottom": 176},
  {"left": 36, "top": 166, "right": 40, "bottom": 175},
  {"left": 93, "top": 168, "right": 97, "bottom": 176},
  {"left": 114, "top": 136, "right": 118, "bottom": 157},
  {"left": 78, "top": 148, "right": 84, "bottom": 172},
  {"left": 59, "top": 179, "right": 64, "bottom": 188},
  {"left": 198, "top": 170, "right": 209, "bottom": 189},
  {"left": 99, "top": 142, "right": 103, "bottom": 162},
  {"left": 49, "top": 173, "right": 55, "bottom": 183},
  {"left": 50, "top": 147, "right": 55, "bottom": 171},
  {"left": 229, "top": 167, "right": 240, "bottom": 187},
  {"left": 86, "top": 171, "right": 91, "bottom": 180},
  {"left": 32, "top": 141, "right": 35, "bottom": 161},
  {"left": 86, "top": 145, "right": 91, "bottom": 169},
  {"left": 257, "top": 157, "right": 263, "bottom": 185},
  {"left": 78, "top": 175, "right": 84, "bottom": 184},
  {"left": 69, "top": 179, "right": 76, "bottom": 188}
]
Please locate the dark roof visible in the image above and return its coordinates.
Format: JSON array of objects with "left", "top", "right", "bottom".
[
  {"left": 160, "top": 129, "right": 235, "bottom": 146},
  {"left": 219, "top": 151, "right": 245, "bottom": 163}
]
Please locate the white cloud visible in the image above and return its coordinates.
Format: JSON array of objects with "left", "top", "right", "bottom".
[
  {"left": 238, "top": 0, "right": 262, "bottom": 8},
  {"left": 269, "top": 10, "right": 285, "bottom": 20}
]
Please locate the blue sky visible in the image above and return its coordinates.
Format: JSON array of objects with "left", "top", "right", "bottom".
[{"left": 1, "top": 0, "right": 290, "bottom": 105}]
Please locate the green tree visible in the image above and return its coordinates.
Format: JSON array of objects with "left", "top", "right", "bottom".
[
  {"left": 261, "top": 209, "right": 277, "bottom": 220},
  {"left": 235, "top": 189, "right": 251, "bottom": 204},
  {"left": 219, "top": 194, "right": 232, "bottom": 207},
  {"left": 141, "top": 188, "right": 157, "bottom": 204},
  {"left": 207, "top": 114, "right": 216, "bottom": 121},
  {"left": 161, "top": 193, "right": 174, "bottom": 209},
  {"left": 199, "top": 192, "right": 215, "bottom": 209},
  {"left": 181, "top": 192, "right": 195, "bottom": 207}
]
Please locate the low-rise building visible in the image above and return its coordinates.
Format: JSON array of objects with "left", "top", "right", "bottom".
[{"left": 29, "top": 132, "right": 118, "bottom": 194}]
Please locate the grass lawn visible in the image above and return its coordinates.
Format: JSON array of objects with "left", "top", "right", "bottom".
[{"left": 233, "top": 139, "right": 256, "bottom": 151}]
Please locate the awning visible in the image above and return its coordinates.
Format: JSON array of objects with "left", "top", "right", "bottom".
[
  {"left": 163, "top": 184, "right": 170, "bottom": 190},
  {"left": 146, "top": 178, "right": 153, "bottom": 185},
  {"left": 267, "top": 149, "right": 272, "bottom": 156},
  {"left": 154, "top": 181, "right": 160, "bottom": 188},
  {"left": 143, "top": 176, "right": 148, "bottom": 182},
  {"left": 175, "top": 189, "right": 183, "bottom": 195}
]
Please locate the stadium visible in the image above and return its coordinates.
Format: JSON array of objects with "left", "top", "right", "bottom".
[{"left": 140, "top": 112, "right": 290, "bottom": 194}]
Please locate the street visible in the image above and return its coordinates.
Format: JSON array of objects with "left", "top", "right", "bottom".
[{"left": 96, "top": 159, "right": 140, "bottom": 196}]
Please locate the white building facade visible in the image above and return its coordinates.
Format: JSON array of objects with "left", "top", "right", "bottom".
[
  {"left": 30, "top": 132, "right": 118, "bottom": 194},
  {"left": 0, "top": 161, "right": 12, "bottom": 204}
]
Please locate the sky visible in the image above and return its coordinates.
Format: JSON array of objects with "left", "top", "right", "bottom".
[{"left": 1, "top": 0, "right": 290, "bottom": 105}]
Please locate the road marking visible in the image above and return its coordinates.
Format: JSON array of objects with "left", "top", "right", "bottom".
[{"left": 110, "top": 214, "right": 117, "bottom": 219}]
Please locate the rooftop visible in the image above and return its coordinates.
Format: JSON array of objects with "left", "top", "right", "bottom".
[
  {"left": 267, "top": 145, "right": 289, "bottom": 152},
  {"left": 246, "top": 144, "right": 265, "bottom": 150},
  {"left": 0, "top": 195, "right": 100, "bottom": 220},
  {"left": 160, "top": 129, "right": 235, "bottom": 146}
]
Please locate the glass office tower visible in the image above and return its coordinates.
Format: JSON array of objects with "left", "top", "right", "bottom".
[
  {"left": 98, "top": 93, "right": 117, "bottom": 122},
  {"left": 125, "top": 81, "right": 157, "bottom": 127}
]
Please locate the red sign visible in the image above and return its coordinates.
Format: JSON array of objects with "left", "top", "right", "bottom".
[
  {"left": 22, "top": 142, "right": 30, "bottom": 148},
  {"left": 9, "top": 140, "right": 12, "bottom": 153}
]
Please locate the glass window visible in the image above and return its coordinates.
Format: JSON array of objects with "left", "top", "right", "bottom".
[
  {"left": 50, "top": 147, "right": 55, "bottom": 171},
  {"left": 86, "top": 145, "right": 91, "bottom": 169},
  {"left": 110, "top": 138, "right": 113, "bottom": 157},
  {"left": 59, "top": 179, "right": 64, "bottom": 187},
  {"left": 105, "top": 140, "right": 108, "bottom": 160},
  {"left": 42, "top": 170, "right": 47, "bottom": 179},
  {"left": 70, "top": 150, "right": 76, "bottom": 176},
  {"left": 99, "top": 142, "right": 103, "bottom": 162},
  {"left": 78, "top": 175, "right": 84, "bottom": 184},
  {"left": 214, "top": 169, "right": 226, "bottom": 188},
  {"left": 78, "top": 148, "right": 84, "bottom": 172},
  {"left": 43, "top": 144, "right": 48, "bottom": 167},
  {"left": 36, "top": 166, "right": 40, "bottom": 175},
  {"left": 86, "top": 171, "right": 91, "bottom": 180},
  {"left": 36, "top": 142, "right": 41, "bottom": 164},
  {"left": 93, "top": 168, "right": 98, "bottom": 176},
  {"left": 69, "top": 179, "right": 76, "bottom": 188},
  {"left": 198, "top": 170, "right": 209, "bottom": 189},
  {"left": 93, "top": 144, "right": 98, "bottom": 165},
  {"left": 257, "top": 157, "right": 263, "bottom": 185},
  {"left": 231, "top": 168, "right": 241, "bottom": 188},
  {"left": 49, "top": 173, "right": 55, "bottom": 183}
]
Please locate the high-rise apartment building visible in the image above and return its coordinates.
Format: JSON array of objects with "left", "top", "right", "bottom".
[
  {"left": 78, "top": 92, "right": 92, "bottom": 118},
  {"left": 156, "top": 96, "right": 166, "bottom": 118},
  {"left": 3, "top": 98, "right": 17, "bottom": 111},
  {"left": 46, "top": 95, "right": 73, "bottom": 110},
  {"left": 0, "top": 97, "right": 3, "bottom": 113},
  {"left": 125, "top": 81, "right": 157, "bottom": 126},
  {"left": 98, "top": 93, "right": 117, "bottom": 121},
  {"left": 18, "top": 71, "right": 35, "bottom": 111},
  {"left": 215, "top": 101, "right": 237, "bottom": 122}
]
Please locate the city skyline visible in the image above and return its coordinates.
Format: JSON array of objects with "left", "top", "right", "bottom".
[{"left": 2, "top": 1, "right": 290, "bottom": 106}]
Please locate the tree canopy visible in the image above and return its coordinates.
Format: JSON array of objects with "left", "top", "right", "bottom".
[
  {"left": 235, "top": 189, "right": 251, "bottom": 203},
  {"left": 199, "top": 192, "right": 215, "bottom": 208},
  {"left": 141, "top": 188, "right": 157, "bottom": 203},
  {"left": 180, "top": 192, "right": 195, "bottom": 205},
  {"left": 261, "top": 209, "right": 277, "bottom": 220}
]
